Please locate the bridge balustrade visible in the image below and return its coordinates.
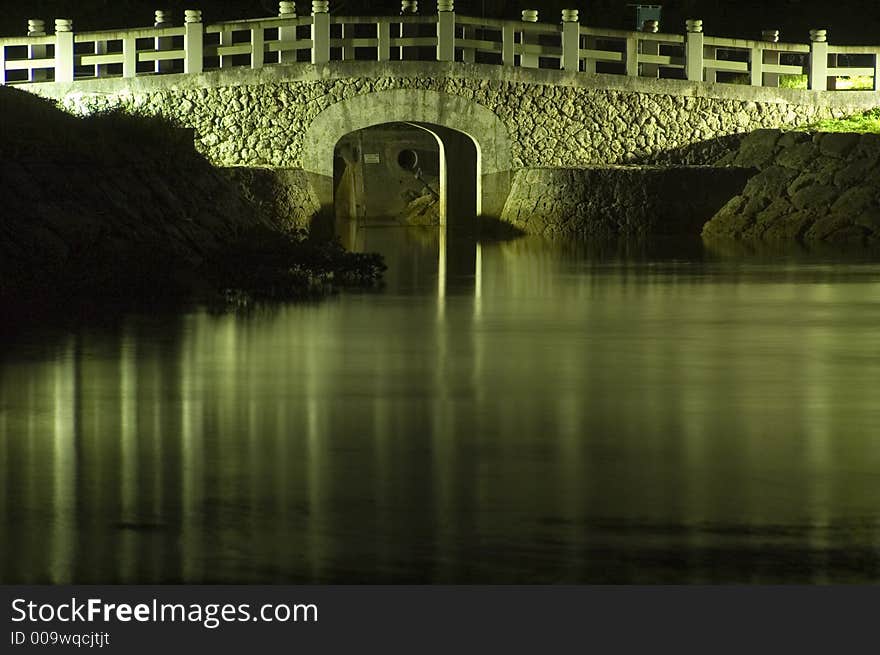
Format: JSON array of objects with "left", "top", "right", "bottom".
[{"left": 0, "top": 2, "right": 877, "bottom": 92}]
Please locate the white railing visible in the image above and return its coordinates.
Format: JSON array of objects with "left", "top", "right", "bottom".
[{"left": 0, "top": 2, "right": 877, "bottom": 92}]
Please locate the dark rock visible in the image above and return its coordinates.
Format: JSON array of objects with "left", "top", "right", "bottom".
[
  {"left": 760, "top": 211, "right": 814, "bottom": 240},
  {"left": 830, "top": 186, "right": 877, "bottom": 215},
  {"left": 733, "top": 129, "right": 781, "bottom": 168},
  {"left": 742, "top": 165, "right": 799, "bottom": 200},
  {"left": 804, "top": 214, "right": 851, "bottom": 240},
  {"left": 817, "top": 132, "right": 862, "bottom": 158},
  {"left": 777, "top": 131, "right": 811, "bottom": 149},
  {"left": 790, "top": 184, "right": 838, "bottom": 212},
  {"left": 854, "top": 207, "right": 880, "bottom": 230},
  {"left": 775, "top": 141, "right": 818, "bottom": 170}
]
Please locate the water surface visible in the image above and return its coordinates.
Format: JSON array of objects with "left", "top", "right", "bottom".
[{"left": 2, "top": 228, "right": 880, "bottom": 583}]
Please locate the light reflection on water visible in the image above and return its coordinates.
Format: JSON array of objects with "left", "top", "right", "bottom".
[{"left": 2, "top": 228, "right": 880, "bottom": 583}]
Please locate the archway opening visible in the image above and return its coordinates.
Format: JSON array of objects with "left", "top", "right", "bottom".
[{"left": 332, "top": 121, "right": 479, "bottom": 228}]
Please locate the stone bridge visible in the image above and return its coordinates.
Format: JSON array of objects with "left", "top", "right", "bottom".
[{"left": 4, "top": 3, "right": 880, "bottom": 226}]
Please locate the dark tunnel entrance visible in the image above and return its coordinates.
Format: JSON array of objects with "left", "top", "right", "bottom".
[{"left": 333, "top": 121, "right": 479, "bottom": 228}]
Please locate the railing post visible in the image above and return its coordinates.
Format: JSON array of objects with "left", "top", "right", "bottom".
[
  {"left": 54, "top": 19, "right": 74, "bottom": 83},
  {"left": 437, "top": 1, "right": 455, "bottom": 62},
  {"left": 874, "top": 52, "right": 880, "bottom": 91},
  {"left": 808, "top": 29, "right": 828, "bottom": 91},
  {"left": 0, "top": 43, "right": 5, "bottom": 85},
  {"left": 218, "top": 23, "right": 233, "bottom": 68},
  {"left": 251, "top": 26, "right": 265, "bottom": 69},
  {"left": 311, "top": 1, "right": 330, "bottom": 64},
  {"left": 462, "top": 23, "right": 475, "bottom": 64},
  {"left": 123, "top": 35, "right": 136, "bottom": 78},
  {"left": 502, "top": 22, "right": 514, "bottom": 66},
  {"left": 377, "top": 21, "right": 390, "bottom": 61},
  {"left": 626, "top": 36, "right": 638, "bottom": 76},
  {"left": 761, "top": 29, "right": 780, "bottom": 87},
  {"left": 399, "top": 2, "right": 418, "bottom": 61},
  {"left": 639, "top": 19, "right": 659, "bottom": 78},
  {"left": 184, "top": 9, "right": 203, "bottom": 74},
  {"left": 685, "top": 19, "right": 704, "bottom": 82},
  {"left": 520, "top": 10, "right": 539, "bottom": 69},
  {"left": 27, "top": 19, "right": 48, "bottom": 82},
  {"left": 95, "top": 39, "right": 109, "bottom": 78},
  {"left": 155, "top": 10, "right": 174, "bottom": 73},
  {"left": 561, "top": 9, "right": 579, "bottom": 72},
  {"left": 278, "top": 1, "right": 297, "bottom": 64},
  {"left": 341, "top": 23, "right": 354, "bottom": 61}
]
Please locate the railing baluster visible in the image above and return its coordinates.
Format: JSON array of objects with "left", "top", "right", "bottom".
[
  {"left": 184, "top": 9, "right": 203, "bottom": 74},
  {"left": 461, "top": 25, "right": 475, "bottom": 64},
  {"left": 874, "top": 52, "right": 879, "bottom": 91},
  {"left": 561, "top": 9, "right": 579, "bottom": 72},
  {"left": 123, "top": 35, "right": 136, "bottom": 78},
  {"left": 155, "top": 10, "right": 173, "bottom": 73},
  {"left": 626, "top": 35, "right": 638, "bottom": 76},
  {"left": 750, "top": 45, "right": 762, "bottom": 86},
  {"left": 685, "top": 19, "right": 704, "bottom": 82},
  {"left": 54, "top": 19, "right": 75, "bottom": 83},
  {"left": 640, "top": 19, "right": 659, "bottom": 78},
  {"left": 520, "top": 10, "right": 539, "bottom": 69},
  {"left": 341, "top": 22, "right": 353, "bottom": 61},
  {"left": 28, "top": 19, "right": 48, "bottom": 82},
  {"left": 278, "top": 1, "right": 297, "bottom": 64},
  {"left": 762, "top": 30, "right": 780, "bottom": 87},
  {"left": 219, "top": 28, "right": 233, "bottom": 68},
  {"left": 808, "top": 29, "right": 828, "bottom": 90},
  {"left": 311, "top": 1, "right": 330, "bottom": 64},
  {"left": 0, "top": 44, "right": 6, "bottom": 85},
  {"left": 252, "top": 26, "right": 264, "bottom": 69},
  {"left": 377, "top": 21, "right": 390, "bottom": 61},
  {"left": 94, "top": 40, "right": 107, "bottom": 78},
  {"left": 502, "top": 23, "right": 514, "bottom": 66},
  {"left": 437, "top": 1, "right": 455, "bottom": 62}
]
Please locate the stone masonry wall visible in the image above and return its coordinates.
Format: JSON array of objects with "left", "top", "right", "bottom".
[
  {"left": 41, "top": 63, "right": 879, "bottom": 171},
  {"left": 500, "top": 166, "right": 754, "bottom": 237}
]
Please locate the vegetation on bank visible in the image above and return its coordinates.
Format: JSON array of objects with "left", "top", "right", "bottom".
[
  {"left": 0, "top": 86, "right": 384, "bottom": 315},
  {"left": 210, "top": 227, "right": 385, "bottom": 304},
  {"left": 809, "top": 108, "right": 880, "bottom": 134}
]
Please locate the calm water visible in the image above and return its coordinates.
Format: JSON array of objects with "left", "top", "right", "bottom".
[{"left": 2, "top": 228, "right": 880, "bottom": 584}]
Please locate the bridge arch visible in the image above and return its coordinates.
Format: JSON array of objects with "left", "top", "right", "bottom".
[{"left": 302, "top": 89, "right": 514, "bottom": 220}]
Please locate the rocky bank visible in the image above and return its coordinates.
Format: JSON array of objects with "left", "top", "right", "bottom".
[
  {"left": 703, "top": 129, "right": 880, "bottom": 244},
  {"left": 0, "top": 86, "right": 379, "bottom": 310}
]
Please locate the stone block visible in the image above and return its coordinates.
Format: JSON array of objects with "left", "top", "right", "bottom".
[
  {"left": 742, "top": 165, "right": 799, "bottom": 200},
  {"left": 817, "top": 132, "right": 861, "bottom": 159},
  {"left": 759, "top": 210, "right": 814, "bottom": 240},
  {"left": 776, "top": 131, "right": 811, "bottom": 149},
  {"left": 790, "top": 183, "right": 838, "bottom": 212},
  {"left": 830, "top": 186, "right": 877, "bottom": 216},
  {"left": 774, "top": 141, "right": 818, "bottom": 170},
  {"left": 803, "top": 214, "right": 851, "bottom": 240},
  {"left": 733, "top": 128, "right": 781, "bottom": 168}
]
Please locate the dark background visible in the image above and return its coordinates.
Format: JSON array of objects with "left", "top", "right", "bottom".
[{"left": 1, "top": 1, "right": 878, "bottom": 44}]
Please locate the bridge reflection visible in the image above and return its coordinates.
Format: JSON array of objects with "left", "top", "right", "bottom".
[
  {"left": 3, "top": 236, "right": 880, "bottom": 583},
  {"left": 338, "top": 222, "right": 479, "bottom": 298}
]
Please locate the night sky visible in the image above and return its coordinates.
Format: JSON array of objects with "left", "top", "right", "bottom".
[{"left": 1, "top": 1, "right": 879, "bottom": 43}]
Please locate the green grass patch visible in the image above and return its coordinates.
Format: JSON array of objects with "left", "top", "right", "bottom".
[{"left": 810, "top": 108, "right": 880, "bottom": 133}]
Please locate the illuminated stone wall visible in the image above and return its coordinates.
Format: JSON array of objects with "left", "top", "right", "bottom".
[{"left": 34, "top": 61, "right": 880, "bottom": 172}]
